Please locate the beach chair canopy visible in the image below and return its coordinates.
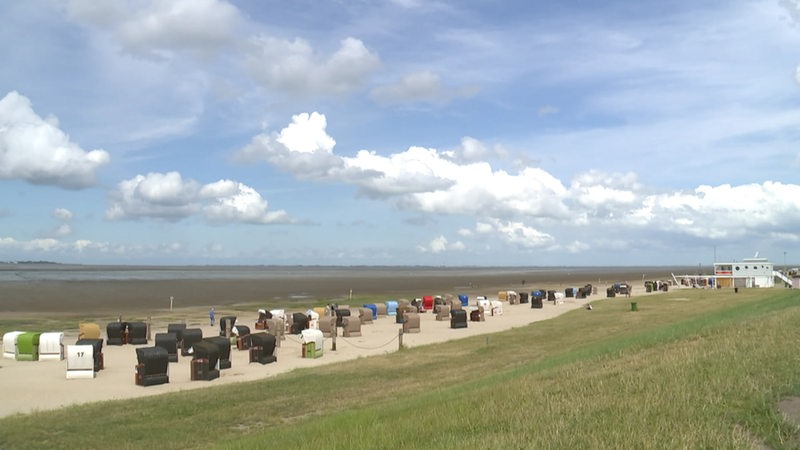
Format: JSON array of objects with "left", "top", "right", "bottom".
[
  {"left": 75, "top": 338, "right": 104, "bottom": 371},
  {"left": 106, "top": 322, "right": 127, "bottom": 345},
  {"left": 39, "top": 332, "right": 64, "bottom": 360},
  {"left": 192, "top": 341, "right": 220, "bottom": 369},
  {"left": 181, "top": 328, "right": 203, "bottom": 356},
  {"left": 16, "top": 332, "right": 41, "bottom": 361},
  {"left": 135, "top": 346, "right": 170, "bottom": 386},
  {"left": 155, "top": 333, "right": 178, "bottom": 362},
  {"left": 66, "top": 344, "right": 95, "bottom": 372},
  {"left": 3, "top": 331, "right": 24, "bottom": 359},
  {"left": 78, "top": 323, "right": 101, "bottom": 340},
  {"left": 126, "top": 322, "right": 148, "bottom": 345}
]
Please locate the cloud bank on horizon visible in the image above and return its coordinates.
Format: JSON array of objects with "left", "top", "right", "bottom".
[{"left": 1, "top": 0, "right": 799, "bottom": 266}]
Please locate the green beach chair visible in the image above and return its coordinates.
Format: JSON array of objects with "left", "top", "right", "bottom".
[{"left": 16, "top": 332, "right": 41, "bottom": 361}]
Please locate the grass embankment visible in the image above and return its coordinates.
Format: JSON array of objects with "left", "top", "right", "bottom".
[{"left": 2, "top": 288, "right": 800, "bottom": 449}]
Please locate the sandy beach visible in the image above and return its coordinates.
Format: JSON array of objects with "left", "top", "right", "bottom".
[{"left": 0, "top": 266, "right": 677, "bottom": 418}]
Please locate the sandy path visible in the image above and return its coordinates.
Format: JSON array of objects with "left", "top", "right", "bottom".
[{"left": 1, "top": 296, "right": 598, "bottom": 418}]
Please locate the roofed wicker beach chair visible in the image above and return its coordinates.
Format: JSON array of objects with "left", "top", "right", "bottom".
[
  {"left": 335, "top": 307, "right": 351, "bottom": 327},
  {"left": 181, "top": 328, "right": 203, "bottom": 356},
  {"left": 39, "top": 332, "right": 64, "bottom": 361},
  {"left": 359, "top": 307, "right": 374, "bottom": 324},
  {"left": 66, "top": 344, "right": 96, "bottom": 379},
  {"left": 127, "top": 321, "right": 148, "bottom": 345},
  {"left": 266, "top": 318, "right": 285, "bottom": 345},
  {"left": 342, "top": 316, "right": 362, "bottom": 337},
  {"left": 167, "top": 323, "right": 186, "bottom": 348},
  {"left": 106, "top": 322, "right": 127, "bottom": 346},
  {"left": 135, "top": 346, "right": 169, "bottom": 386},
  {"left": 15, "top": 332, "right": 41, "bottom": 361},
  {"left": 318, "top": 316, "right": 336, "bottom": 337},
  {"left": 155, "top": 332, "right": 179, "bottom": 362},
  {"left": 206, "top": 336, "right": 232, "bottom": 369},
  {"left": 362, "top": 303, "right": 378, "bottom": 320},
  {"left": 3, "top": 331, "right": 24, "bottom": 359},
  {"left": 300, "top": 329, "right": 323, "bottom": 358},
  {"left": 402, "top": 313, "right": 421, "bottom": 333},
  {"left": 78, "top": 322, "right": 102, "bottom": 340},
  {"left": 219, "top": 316, "right": 237, "bottom": 338},
  {"left": 290, "top": 312, "right": 309, "bottom": 334},
  {"left": 248, "top": 332, "right": 277, "bottom": 364},
  {"left": 190, "top": 340, "right": 220, "bottom": 381},
  {"left": 75, "top": 338, "right": 104, "bottom": 371},
  {"left": 436, "top": 305, "right": 451, "bottom": 321},
  {"left": 450, "top": 309, "right": 468, "bottom": 329}
]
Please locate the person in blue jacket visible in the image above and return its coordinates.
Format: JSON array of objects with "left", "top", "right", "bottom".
[{"left": 209, "top": 307, "right": 215, "bottom": 326}]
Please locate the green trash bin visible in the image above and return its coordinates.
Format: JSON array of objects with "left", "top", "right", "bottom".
[{"left": 630, "top": 302, "right": 638, "bottom": 312}]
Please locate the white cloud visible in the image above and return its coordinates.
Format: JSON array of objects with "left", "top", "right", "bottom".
[
  {"left": 51, "top": 208, "right": 74, "bottom": 237},
  {"left": 566, "top": 240, "right": 590, "bottom": 253},
  {"left": 106, "top": 171, "right": 294, "bottom": 224},
  {"left": 66, "top": 0, "right": 241, "bottom": 59},
  {"left": 370, "top": 70, "right": 478, "bottom": 105},
  {"left": 442, "top": 136, "right": 509, "bottom": 163},
  {"left": 0, "top": 91, "right": 110, "bottom": 188},
  {"left": 237, "top": 112, "right": 570, "bottom": 218},
  {"left": 202, "top": 181, "right": 293, "bottom": 225},
  {"left": 246, "top": 36, "right": 380, "bottom": 95},
  {"left": 53, "top": 208, "right": 73, "bottom": 221},
  {"left": 569, "top": 170, "right": 641, "bottom": 215},
  {"left": 416, "top": 235, "right": 464, "bottom": 253},
  {"left": 234, "top": 112, "right": 345, "bottom": 178},
  {"left": 609, "top": 182, "right": 800, "bottom": 242},
  {"left": 474, "top": 218, "right": 555, "bottom": 249}
]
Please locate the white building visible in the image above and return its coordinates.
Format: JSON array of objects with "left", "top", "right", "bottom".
[{"left": 713, "top": 257, "right": 775, "bottom": 288}]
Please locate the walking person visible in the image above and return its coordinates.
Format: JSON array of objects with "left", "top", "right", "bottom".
[{"left": 209, "top": 307, "right": 215, "bottom": 326}]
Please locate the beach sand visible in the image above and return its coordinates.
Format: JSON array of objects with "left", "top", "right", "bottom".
[{"left": 0, "top": 267, "right": 675, "bottom": 418}]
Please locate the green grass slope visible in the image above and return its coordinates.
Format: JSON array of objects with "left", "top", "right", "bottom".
[{"left": 1, "top": 288, "right": 799, "bottom": 449}]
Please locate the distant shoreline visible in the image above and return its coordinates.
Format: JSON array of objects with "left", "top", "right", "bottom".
[{"left": 0, "top": 265, "right": 689, "bottom": 314}]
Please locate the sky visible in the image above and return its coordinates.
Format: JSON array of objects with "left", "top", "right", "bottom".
[{"left": 1, "top": 0, "right": 799, "bottom": 267}]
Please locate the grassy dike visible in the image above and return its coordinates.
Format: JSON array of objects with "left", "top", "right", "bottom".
[{"left": 1, "top": 287, "right": 799, "bottom": 449}]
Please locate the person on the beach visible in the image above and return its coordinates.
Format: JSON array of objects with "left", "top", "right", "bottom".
[{"left": 209, "top": 307, "right": 215, "bottom": 326}]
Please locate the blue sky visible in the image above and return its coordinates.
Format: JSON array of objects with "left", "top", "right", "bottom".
[{"left": 1, "top": 0, "right": 799, "bottom": 266}]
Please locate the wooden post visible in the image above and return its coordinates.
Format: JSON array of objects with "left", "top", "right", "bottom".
[
  {"left": 146, "top": 316, "right": 151, "bottom": 341},
  {"left": 170, "top": 296, "right": 173, "bottom": 311},
  {"left": 398, "top": 327, "right": 403, "bottom": 351},
  {"left": 332, "top": 324, "right": 337, "bottom": 351}
]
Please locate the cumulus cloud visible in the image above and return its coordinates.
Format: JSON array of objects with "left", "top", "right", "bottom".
[
  {"left": 237, "top": 112, "right": 800, "bottom": 254},
  {"left": 106, "top": 171, "right": 294, "bottom": 224},
  {"left": 66, "top": 0, "right": 241, "bottom": 58},
  {"left": 0, "top": 91, "right": 110, "bottom": 188},
  {"left": 51, "top": 208, "right": 74, "bottom": 237},
  {"left": 202, "top": 181, "right": 293, "bottom": 224},
  {"left": 633, "top": 182, "right": 800, "bottom": 239},
  {"left": 471, "top": 218, "right": 555, "bottom": 249},
  {"left": 246, "top": 36, "right": 380, "bottom": 95},
  {"left": 569, "top": 169, "right": 642, "bottom": 217},
  {"left": 416, "top": 235, "right": 465, "bottom": 253},
  {"left": 370, "top": 70, "right": 478, "bottom": 105},
  {"left": 441, "top": 136, "right": 509, "bottom": 163},
  {"left": 236, "top": 112, "right": 570, "bottom": 218},
  {"left": 234, "top": 112, "right": 344, "bottom": 178}
]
